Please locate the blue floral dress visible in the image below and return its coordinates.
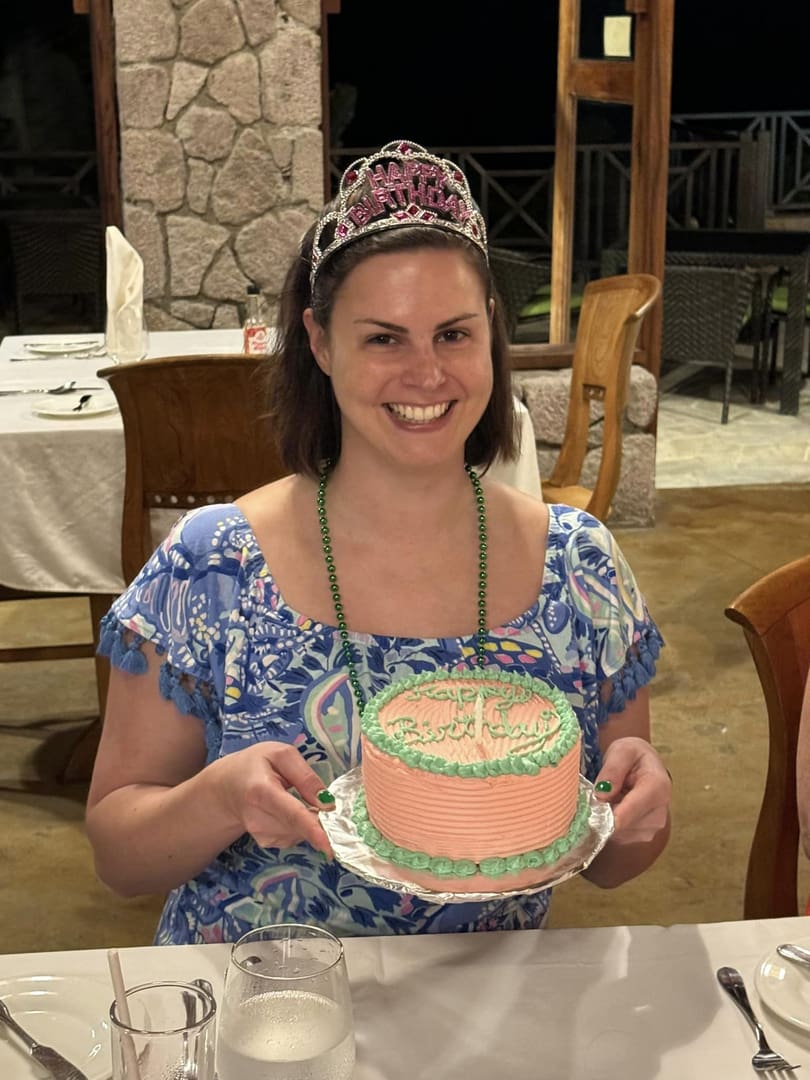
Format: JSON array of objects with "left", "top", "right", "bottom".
[{"left": 98, "top": 502, "right": 662, "bottom": 944}]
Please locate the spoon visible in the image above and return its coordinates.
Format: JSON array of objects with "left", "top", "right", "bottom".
[
  {"left": 72, "top": 394, "right": 93, "bottom": 412},
  {"left": 777, "top": 942, "right": 810, "bottom": 966}
]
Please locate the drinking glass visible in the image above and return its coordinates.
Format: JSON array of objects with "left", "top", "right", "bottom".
[
  {"left": 109, "top": 981, "right": 216, "bottom": 1080},
  {"left": 217, "top": 923, "right": 355, "bottom": 1080},
  {"left": 106, "top": 304, "right": 149, "bottom": 364}
]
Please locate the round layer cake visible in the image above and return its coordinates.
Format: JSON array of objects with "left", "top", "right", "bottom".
[{"left": 355, "top": 668, "right": 589, "bottom": 893}]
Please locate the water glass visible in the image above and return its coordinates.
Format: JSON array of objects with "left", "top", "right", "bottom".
[
  {"left": 217, "top": 924, "right": 355, "bottom": 1080},
  {"left": 106, "top": 304, "right": 149, "bottom": 364},
  {"left": 109, "top": 981, "right": 216, "bottom": 1080}
]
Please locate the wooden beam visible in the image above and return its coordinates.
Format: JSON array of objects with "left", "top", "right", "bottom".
[
  {"left": 73, "top": 0, "right": 90, "bottom": 12},
  {"left": 570, "top": 60, "right": 634, "bottom": 104},
  {"left": 627, "top": 0, "right": 675, "bottom": 390},
  {"left": 550, "top": 0, "right": 579, "bottom": 344},
  {"left": 88, "top": 0, "right": 122, "bottom": 227}
]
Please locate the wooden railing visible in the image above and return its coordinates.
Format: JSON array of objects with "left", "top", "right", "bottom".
[
  {"left": 0, "top": 151, "right": 99, "bottom": 207},
  {"left": 671, "top": 110, "right": 810, "bottom": 213},
  {"left": 332, "top": 140, "right": 751, "bottom": 273},
  {"left": 332, "top": 111, "right": 810, "bottom": 273}
]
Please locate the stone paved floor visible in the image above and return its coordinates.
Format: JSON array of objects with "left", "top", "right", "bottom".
[{"left": 655, "top": 365, "right": 810, "bottom": 489}]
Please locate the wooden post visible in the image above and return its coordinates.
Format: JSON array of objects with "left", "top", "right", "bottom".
[
  {"left": 550, "top": 0, "right": 579, "bottom": 343},
  {"left": 626, "top": 0, "right": 674, "bottom": 386},
  {"left": 321, "top": 1, "right": 341, "bottom": 201},
  {"left": 88, "top": 0, "right": 122, "bottom": 228}
]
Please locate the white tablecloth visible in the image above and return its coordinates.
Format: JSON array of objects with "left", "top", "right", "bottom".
[
  {"left": 2, "top": 918, "right": 810, "bottom": 1079},
  {"left": 0, "top": 330, "right": 541, "bottom": 594}
]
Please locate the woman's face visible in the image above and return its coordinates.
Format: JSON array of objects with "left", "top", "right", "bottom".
[{"left": 304, "top": 247, "right": 494, "bottom": 472}]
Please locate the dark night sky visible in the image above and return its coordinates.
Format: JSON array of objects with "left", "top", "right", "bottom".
[{"left": 328, "top": 3, "right": 810, "bottom": 149}]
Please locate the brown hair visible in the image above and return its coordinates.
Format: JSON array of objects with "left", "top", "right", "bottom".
[{"left": 265, "top": 223, "right": 518, "bottom": 477}]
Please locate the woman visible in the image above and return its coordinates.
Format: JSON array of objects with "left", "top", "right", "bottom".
[{"left": 87, "top": 140, "right": 671, "bottom": 943}]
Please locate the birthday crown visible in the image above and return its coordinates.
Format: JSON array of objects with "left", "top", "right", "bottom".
[{"left": 310, "top": 140, "right": 488, "bottom": 288}]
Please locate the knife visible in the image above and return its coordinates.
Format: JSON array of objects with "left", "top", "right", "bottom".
[
  {"left": 8, "top": 355, "right": 107, "bottom": 361},
  {"left": 0, "top": 998, "right": 89, "bottom": 1080}
]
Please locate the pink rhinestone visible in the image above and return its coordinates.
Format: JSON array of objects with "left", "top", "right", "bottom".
[
  {"left": 398, "top": 142, "right": 412, "bottom": 154},
  {"left": 336, "top": 224, "right": 349, "bottom": 237},
  {"left": 453, "top": 171, "right": 463, "bottom": 182},
  {"left": 393, "top": 212, "right": 409, "bottom": 220},
  {"left": 345, "top": 170, "right": 358, "bottom": 185},
  {"left": 407, "top": 205, "right": 420, "bottom": 216},
  {"left": 420, "top": 211, "right": 436, "bottom": 221}
]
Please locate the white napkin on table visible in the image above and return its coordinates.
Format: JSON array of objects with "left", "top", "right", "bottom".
[{"left": 105, "top": 225, "right": 145, "bottom": 361}]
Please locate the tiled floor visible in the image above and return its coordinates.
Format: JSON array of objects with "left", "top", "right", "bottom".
[{"left": 656, "top": 371, "right": 810, "bottom": 488}]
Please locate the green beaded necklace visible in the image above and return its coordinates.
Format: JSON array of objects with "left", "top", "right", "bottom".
[{"left": 316, "top": 461, "right": 488, "bottom": 714}]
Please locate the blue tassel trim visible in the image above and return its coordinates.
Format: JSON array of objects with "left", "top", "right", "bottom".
[
  {"left": 603, "top": 626, "right": 663, "bottom": 719},
  {"left": 96, "top": 611, "right": 221, "bottom": 762},
  {"left": 97, "top": 612, "right": 148, "bottom": 674}
]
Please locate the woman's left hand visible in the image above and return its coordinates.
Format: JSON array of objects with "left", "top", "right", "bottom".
[{"left": 593, "top": 735, "right": 672, "bottom": 845}]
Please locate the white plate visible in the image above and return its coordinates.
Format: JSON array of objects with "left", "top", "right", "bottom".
[
  {"left": 23, "top": 340, "right": 103, "bottom": 355},
  {"left": 755, "top": 939, "right": 810, "bottom": 1031},
  {"left": 0, "top": 974, "right": 111, "bottom": 1080},
  {"left": 32, "top": 393, "right": 119, "bottom": 420}
]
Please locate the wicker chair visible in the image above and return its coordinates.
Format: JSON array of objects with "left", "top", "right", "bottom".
[
  {"left": 5, "top": 209, "right": 104, "bottom": 332},
  {"left": 661, "top": 265, "right": 758, "bottom": 424},
  {"left": 489, "top": 247, "right": 552, "bottom": 340}
]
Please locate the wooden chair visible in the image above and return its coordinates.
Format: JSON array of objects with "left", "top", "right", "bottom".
[
  {"left": 541, "top": 273, "right": 661, "bottom": 522},
  {"left": 98, "top": 354, "right": 287, "bottom": 585},
  {"left": 725, "top": 553, "right": 810, "bottom": 918}
]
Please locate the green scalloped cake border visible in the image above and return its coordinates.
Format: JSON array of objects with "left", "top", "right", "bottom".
[
  {"left": 360, "top": 667, "right": 580, "bottom": 778},
  {"left": 353, "top": 786, "right": 591, "bottom": 880}
]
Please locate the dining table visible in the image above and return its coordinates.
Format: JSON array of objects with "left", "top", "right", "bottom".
[
  {"left": 0, "top": 329, "right": 543, "bottom": 596},
  {"left": 2, "top": 916, "right": 810, "bottom": 1079}
]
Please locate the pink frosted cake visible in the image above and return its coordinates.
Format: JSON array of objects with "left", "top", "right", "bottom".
[{"left": 354, "top": 668, "right": 588, "bottom": 892}]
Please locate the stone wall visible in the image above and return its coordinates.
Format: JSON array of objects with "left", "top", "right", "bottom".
[
  {"left": 515, "top": 367, "right": 659, "bottom": 527},
  {"left": 113, "top": 0, "right": 324, "bottom": 331}
]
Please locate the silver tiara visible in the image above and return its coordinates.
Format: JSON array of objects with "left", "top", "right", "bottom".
[{"left": 310, "top": 139, "right": 488, "bottom": 288}]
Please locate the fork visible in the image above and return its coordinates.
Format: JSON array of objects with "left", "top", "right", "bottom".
[
  {"left": 0, "top": 997, "right": 88, "bottom": 1080},
  {"left": 717, "top": 966, "right": 801, "bottom": 1072}
]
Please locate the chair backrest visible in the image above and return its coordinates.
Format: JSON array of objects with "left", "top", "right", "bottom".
[
  {"left": 725, "top": 553, "right": 810, "bottom": 918},
  {"left": 99, "top": 354, "right": 288, "bottom": 585},
  {"left": 546, "top": 273, "right": 660, "bottom": 521},
  {"left": 489, "top": 247, "right": 552, "bottom": 339},
  {"left": 661, "top": 265, "right": 756, "bottom": 361}
]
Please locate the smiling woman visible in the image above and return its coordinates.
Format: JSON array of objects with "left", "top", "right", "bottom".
[{"left": 85, "top": 140, "right": 671, "bottom": 946}]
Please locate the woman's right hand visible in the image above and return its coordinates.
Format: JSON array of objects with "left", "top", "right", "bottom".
[{"left": 210, "top": 741, "right": 335, "bottom": 856}]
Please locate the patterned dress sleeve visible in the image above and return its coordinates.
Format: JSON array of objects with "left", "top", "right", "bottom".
[
  {"left": 562, "top": 510, "right": 663, "bottom": 720},
  {"left": 96, "top": 505, "right": 242, "bottom": 758}
]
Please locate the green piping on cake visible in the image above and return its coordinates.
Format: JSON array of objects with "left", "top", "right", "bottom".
[
  {"left": 360, "top": 668, "right": 581, "bottom": 778},
  {"left": 352, "top": 787, "right": 591, "bottom": 880}
]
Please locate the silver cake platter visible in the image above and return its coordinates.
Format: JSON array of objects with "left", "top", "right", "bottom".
[{"left": 319, "top": 766, "right": 614, "bottom": 904}]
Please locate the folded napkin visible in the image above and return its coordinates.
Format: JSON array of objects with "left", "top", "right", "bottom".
[{"left": 105, "top": 225, "right": 146, "bottom": 362}]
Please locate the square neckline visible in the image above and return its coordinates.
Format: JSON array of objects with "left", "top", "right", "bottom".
[{"left": 221, "top": 503, "right": 565, "bottom": 647}]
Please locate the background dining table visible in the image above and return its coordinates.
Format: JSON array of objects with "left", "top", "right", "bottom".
[
  {"left": 2, "top": 916, "right": 810, "bottom": 1079},
  {"left": 0, "top": 330, "right": 543, "bottom": 596}
]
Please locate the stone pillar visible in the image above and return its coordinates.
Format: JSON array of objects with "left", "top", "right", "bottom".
[{"left": 113, "top": 0, "right": 324, "bottom": 330}]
